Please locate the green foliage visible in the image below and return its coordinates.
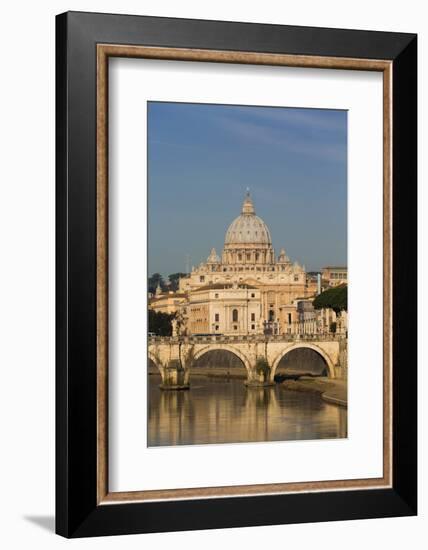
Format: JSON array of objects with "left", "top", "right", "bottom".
[
  {"left": 148, "top": 309, "right": 175, "bottom": 336},
  {"left": 313, "top": 285, "right": 347, "bottom": 314},
  {"left": 148, "top": 272, "right": 188, "bottom": 293},
  {"left": 148, "top": 273, "right": 166, "bottom": 294},
  {"left": 168, "top": 272, "right": 187, "bottom": 291}
]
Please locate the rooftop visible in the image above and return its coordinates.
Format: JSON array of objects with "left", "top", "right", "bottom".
[{"left": 194, "top": 283, "right": 258, "bottom": 292}]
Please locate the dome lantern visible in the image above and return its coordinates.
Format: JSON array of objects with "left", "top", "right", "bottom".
[{"left": 241, "top": 189, "right": 255, "bottom": 215}]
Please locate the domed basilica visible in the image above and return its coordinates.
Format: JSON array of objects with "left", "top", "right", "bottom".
[{"left": 172, "top": 191, "right": 318, "bottom": 336}]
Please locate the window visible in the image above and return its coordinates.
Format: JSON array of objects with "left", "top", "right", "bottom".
[
  {"left": 251, "top": 293, "right": 255, "bottom": 298},
  {"left": 215, "top": 325, "right": 219, "bottom": 331},
  {"left": 215, "top": 293, "right": 219, "bottom": 298},
  {"left": 200, "top": 275, "right": 205, "bottom": 282},
  {"left": 294, "top": 275, "right": 299, "bottom": 281},
  {"left": 215, "top": 313, "right": 219, "bottom": 322},
  {"left": 288, "top": 313, "right": 292, "bottom": 324},
  {"left": 255, "top": 253, "right": 259, "bottom": 261},
  {"left": 246, "top": 253, "right": 251, "bottom": 261},
  {"left": 268, "top": 310, "right": 275, "bottom": 322},
  {"left": 232, "top": 309, "right": 238, "bottom": 323},
  {"left": 251, "top": 313, "right": 255, "bottom": 322},
  {"left": 238, "top": 253, "right": 242, "bottom": 261},
  {"left": 251, "top": 324, "right": 255, "bottom": 330}
]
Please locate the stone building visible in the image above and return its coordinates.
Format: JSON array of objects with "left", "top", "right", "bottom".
[
  {"left": 164, "top": 190, "right": 317, "bottom": 335},
  {"left": 179, "top": 191, "right": 310, "bottom": 293},
  {"left": 148, "top": 192, "right": 350, "bottom": 336},
  {"left": 149, "top": 285, "right": 187, "bottom": 315},
  {"left": 321, "top": 266, "right": 348, "bottom": 287},
  {"left": 186, "top": 282, "right": 262, "bottom": 335}
]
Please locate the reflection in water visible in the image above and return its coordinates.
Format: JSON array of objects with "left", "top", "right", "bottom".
[{"left": 148, "top": 374, "right": 347, "bottom": 447}]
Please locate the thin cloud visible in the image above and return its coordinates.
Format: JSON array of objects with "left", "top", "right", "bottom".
[
  {"left": 231, "top": 105, "right": 347, "bottom": 133},
  {"left": 216, "top": 114, "right": 347, "bottom": 163},
  {"left": 149, "top": 103, "right": 346, "bottom": 162}
]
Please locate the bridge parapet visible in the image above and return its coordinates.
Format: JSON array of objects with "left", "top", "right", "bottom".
[{"left": 148, "top": 334, "right": 345, "bottom": 345}]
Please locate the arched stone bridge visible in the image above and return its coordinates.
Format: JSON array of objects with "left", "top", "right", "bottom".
[{"left": 148, "top": 334, "right": 346, "bottom": 390}]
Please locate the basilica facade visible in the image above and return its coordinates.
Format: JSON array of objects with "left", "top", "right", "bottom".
[{"left": 154, "top": 191, "right": 318, "bottom": 336}]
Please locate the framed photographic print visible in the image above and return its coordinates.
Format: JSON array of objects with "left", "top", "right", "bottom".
[{"left": 56, "top": 11, "right": 417, "bottom": 537}]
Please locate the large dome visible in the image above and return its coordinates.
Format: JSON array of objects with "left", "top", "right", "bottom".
[{"left": 224, "top": 192, "right": 272, "bottom": 246}]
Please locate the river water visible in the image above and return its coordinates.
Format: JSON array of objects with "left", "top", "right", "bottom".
[{"left": 148, "top": 374, "right": 347, "bottom": 447}]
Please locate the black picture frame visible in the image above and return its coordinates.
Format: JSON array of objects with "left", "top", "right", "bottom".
[{"left": 56, "top": 11, "right": 417, "bottom": 538}]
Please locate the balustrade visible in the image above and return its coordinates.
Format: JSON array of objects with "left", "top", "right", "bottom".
[{"left": 148, "top": 332, "right": 344, "bottom": 344}]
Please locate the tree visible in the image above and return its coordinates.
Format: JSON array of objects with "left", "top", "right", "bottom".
[
  {"left": 168, "top": 272, "right": 187, "bottom": 292},
  {"left": 313, "top": 285, "right": 347, "bottom": 314},
  {"left": 148, "top": 273, "right": 166, "bottom": 294},
  {"left": 148, "top": 310, "right": 175, "bottom": 336}
]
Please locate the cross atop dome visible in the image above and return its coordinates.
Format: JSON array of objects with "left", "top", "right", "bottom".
[{"left": 242, "top": 189, "right": 255, "bottom": 215}]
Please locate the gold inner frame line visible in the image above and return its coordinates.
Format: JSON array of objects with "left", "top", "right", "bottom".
[{"left": 96, "top": 43, "right": 393, "bottom": 504}]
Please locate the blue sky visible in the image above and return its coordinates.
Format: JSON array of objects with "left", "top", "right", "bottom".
[{"left": 148, "top": 102, "right": 347, "bottom": 276}]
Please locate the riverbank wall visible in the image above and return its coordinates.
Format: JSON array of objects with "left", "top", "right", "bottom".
[
  {"left": 149, "top": 365, "right": 247, "bottom": 379},
  {"left": 280, "top": 377, "right": 347, "bottom": 407}
]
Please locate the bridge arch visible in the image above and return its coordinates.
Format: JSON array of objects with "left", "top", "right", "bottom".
[
  {"left": 192, "top": 345, "right": 252, "bottom": 374},
  {"left": 148, "top": 350, "right": 162, "bottom": 374},
  {"left": 271, "top": 343, "right": 335, "bottom": 380}
]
